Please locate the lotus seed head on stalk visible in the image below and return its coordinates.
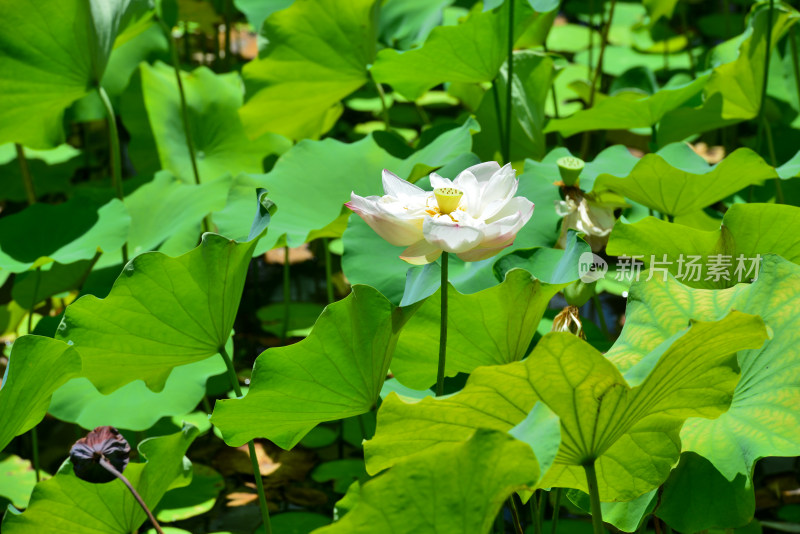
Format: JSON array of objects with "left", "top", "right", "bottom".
[
  {"left": 70, "top": 426, "right": 131, "bottom": 483},
  {"left": 557, "top": 156, "right": 585, "bottom": 187}
]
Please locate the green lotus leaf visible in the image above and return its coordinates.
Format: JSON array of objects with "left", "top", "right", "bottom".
[
  {"left": 124, "top": 171, "right": 231, "bottom": 258},
  {"left": 391, "top": 269, "right": 564, "bottom": 389},
  {"left": 566, "top": 489, "right": 656, "bottom": 532},
  {"left": 0, "top": 0, "right": 146, "bottom": 147},
  {"left": 2, "top": 426, "right": 198, "bottom": 534},
  {"left": 0, "top": 455, "right": 39, "bottom": 510},
  {"left": 12, "top": 260, "right": 97, "bottom": 312},
  {"left": 0, "top": 197, "right": 130, "bottom": 273},
  {"left": 545, "top": 74, "right": 709, "bottom": 137},
  {"left": 366, "top": 311, "right": 767, "bottom": 502},
  {"left": 315, "top": 429, "right": 552, "bottom": 534},
  {"left": 239, "top": 0, "right": 378, "bottom": 140},
  {"left": 233, "top": 0, "right": 294, "bottom": 31},
  {"left": 54, "top": 191, "right": 272, "bottom": 393},
  {"left": 141, "top": 62, "right": 290, "bottom": 184},
  {"left": 594, "top": 148, "right": 776, "bottom": 218},
  {"left": 0, "top": 144, "right": 82, "bottom": 203},
  {"left": 604, "top": 255, "right": 800, "bottom": 530},
  {"left": 47, "top": 339, "right": 229, "bottom": 431},
  {"left": 0, "top": 336, "right": 82, "bottom": 452},
  {"left": 211, "top": 284, "right": 419, "bottom": 449},
  {"left": 607, "top": 203, "right": 800, "bottom": 288},
  {"left": 154, "top": 464, "right": 225, "bottom": 523},
  {"left": 378, "top": 0, "right": 451, "bottom": 50},
  {"left": 659, "top": 5, "right": 800, "bottom": 144},
  {"left": 371, "top": 0, "right": 533, "bottom": 100}
]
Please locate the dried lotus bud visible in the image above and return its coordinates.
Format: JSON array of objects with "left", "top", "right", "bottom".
[
  {"left": 552, "top": 305, "right": 585, "bottom": 339},
  {"left": 70, "top": 426, "right": 131, "bottom": 483}
]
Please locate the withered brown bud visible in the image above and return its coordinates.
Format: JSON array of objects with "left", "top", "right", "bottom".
[
  {"left": 70, "top": 426, "right": 131, "bottom": 483},
  {"left": 552, "top": 305, "right": 586, "bottom": 339}
]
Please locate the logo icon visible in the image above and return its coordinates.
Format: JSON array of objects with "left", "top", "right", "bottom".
[{"left": 578, "top": 252, "right": 608, "bottom": 283}]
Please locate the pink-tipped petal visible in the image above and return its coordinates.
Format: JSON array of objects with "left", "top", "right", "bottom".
[
  {"left": 347, "top": 193, "right": 424, "bottom": 247},
  {"left": 400, "top": 240, "right": 442, "bottom": 265},
  {"left": 456, "top": 242, "right": 514, "bottom": 262}
]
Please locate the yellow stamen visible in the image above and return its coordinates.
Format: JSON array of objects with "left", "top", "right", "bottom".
[{"left": 434, "top": 187, "right": 463, "bottom": 215}]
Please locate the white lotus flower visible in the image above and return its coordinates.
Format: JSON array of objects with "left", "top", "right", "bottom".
[{"left": 346, "top": 162, "right": 535, "bottom": 265}]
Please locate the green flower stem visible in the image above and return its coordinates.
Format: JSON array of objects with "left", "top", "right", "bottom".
[
  {"left": 790, "top": 28, "right": 800, "bottom": 111},
  {"left": 529, "top": 491, "right": 542, "bottom": 534},
  {"left": 97, "top": 85, "right": 129, "bottom": 265},
  {"left": 503, "top": 0, "right": 515, "bottom": 165},
  {"left": 223, "top": 0, "right": 232, "bottom": 69},
  {"left": 509, "top": 496, "right": 524, "bottom": 534},
  {"left": 371, "top": 74, "right": 391, "bottom": 131},
  {"left": 282, "top": 246, "right": 290, "bottom": 343},
  {"left": 15, "top": 144, "right": 35, "bottom": 205},
  {"left": 582, "top": 0, "right": 617, "bottom": 159},
  {"left": 322, "top": 238, "right": 334, "bottom": 304},
  {"left": 538, "top": 490, "right": 547, "bottom": 529},
  {"left": 583, "top": 461, "right": 605, "bottom": 534},
  {"left": 30, "top": 427, "right": 40, "bottom": 482},
  {"left": 492, "top": 82, "right": 507, "bottom": 163},
  {"left": 98, "top": 456, "right": 164, "bottom": 534},
  {"left": 219, "top": 344, "right": 273, "bottom": 534},
  {"left": 550, "top": 488, "right": 562, "bottom": 534},
  {"left": 158, "top": 19, "right": 212, "bottom": 232},
  {"left": 755, "top": 0, "right": 774, "bottom": 159},
  {"left": 27, "top": 267, "right": 41, "bottom": 334},
  {"left": 436, "top": 252, "right": 449, "bottom": 397}
]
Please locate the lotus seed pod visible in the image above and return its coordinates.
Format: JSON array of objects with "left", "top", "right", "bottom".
[
  {"left": 70, "top": 426, "right": 131, "bottom": 483},
  {"left": 557, "top": 156, "right": 585, "bottom": 187}
]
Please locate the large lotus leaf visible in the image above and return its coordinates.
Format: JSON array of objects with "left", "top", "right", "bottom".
[
  {"left": 0, "top": 336, "right": 82, "bottom": 452},
  {"left": 2, "top": 426, "right": 198, "bottom": 533},
  {"left": 659, "top": 5, "right": 800, "bottom": 144},
  {"left": 54, "top": 192, "right": 272, "bottom": 393},
  {"left": 566, "top": 489, "right": 656, "bottom": 533},
  {"left": 545, "top": 74, "right": 709, "bottom": 137},
  {"left": 607, "top": 203, "right": 800, "bottom": 288},
  {"left": 657, "top": 453, "right": 753, "bottom": 532},
  {"left": 211, "top": 284, "right": 419, "bottom": 449},
  {"left": 391, "top": 269, "right": 564, "bottom": 389},
  {"left": 0, "top": 455, "right": 38, "bottom": 510},
  {"left": 342, "top": 150, "right": 561, "bottom": 304},
  {"left": 233, "top": 0, "right": 294, "bottom": 31},
  {"left": 239, "top": 0, "right": 378, "bottom": 140},
  {"left": 224, "top": 118, "right": 476, "bottom": 253},
  {"left": 12, "top": 260, "right": 96, "bottom": 311},
  {"left": 0, "top": 0, "right": 144, "bottom": 147},
  {"left": 0, "top": 144, "right": 82, "bottom": 203},
  {"left": 371, "top": 0, "right": 533, "bottom": 100},
  {"left": 525, "top": 144, "right": 640, "bottom": 191},
  {"left": 0, "top": 197, "right": 130, "bottom": 273},
  {"left": 604, "top": 255, "right": 800, "bottom": 529},
  {"left": 474, "top": 50, "right": 557, "bottom": 162},
  {"left": 141, "top": 62, "right": 290, "bottom": 184},
  {"left": 124, "top": 171, "right": 231, "bottom": 257},
  {"left": 365, "top": 312, "right": 767, "bottom": 502},
  {"left": 378, "top": 0, "right": 451, "bottom": 50},
  {"left": 48, "top": 338, "right": 229, "bottom": 431},
  {"left": 593, "top": 148, "right": 776, "bottom": 217},
  {"left": 314, "top": 429, "right": 550, "bottom": 534},
  {"left": 101, "top": 15, "right": 169, "bottom": 97}
]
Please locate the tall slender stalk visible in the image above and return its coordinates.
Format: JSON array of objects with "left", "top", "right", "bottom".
[
  {"left": 550, "top": 488, "right": 563, "bottom": 534},
  {"left": 31, "top": 428, "right": 40, "bottom": 482},
  {"left": 436, "top": 252, "right": 449, "bottom": 397},
  {"left": 223, "top": 0, "right": 232, "bottom": 69},
  {"left": 755, "top": 0, "right": 774, "bottom": 156},
  {"left": 503, "top": 0, "right": 515, "bottom": 165},
  {"left": 322, "top": 238, "right": 334, "bottom": 304},
  {"left": 158, "top": 19, "right": 211, "bottom": 232},
  {"left": 15, "top": 144, "right": 36, "bottom": 205},
  {"left": 492, "top": 82, "right": 507, "bottom": 163},
  {"left": 584, "top": 461, "right": 605, "bottom": 534},
  {"left": 219, "top": 344, "right": 273, "bottom": 534},
  {"left": 530, "top": 492, "right": 542, "bottom": 534},
  {"left": 509, "top": 496, "right": 524, "bottom": 534},
  {"left": 790, "top": 28, "right": 800, "bottom": 109},
  {"left": 98, "top": 457, "right": 164, "bottom": 534},
  {"left": 591, "top": 293, "right": 610, "bottom": 339},
  {"left": 97, "top": 86, "right": 129, "bottom": 265},
  {"left": 282, "top": 246, "right": 290, "bottom": 343},
  {"left": 371, "top": 75, "right": 391, "bottom": 131},
  {"left": 581, "top": 0, "right": 617, "bottom": 159}
]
